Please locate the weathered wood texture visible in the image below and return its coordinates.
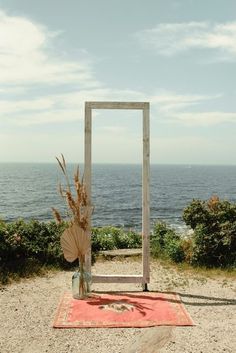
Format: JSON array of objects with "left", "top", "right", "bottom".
[
  {"left": 86, "top": 101, "right": 149, "bottom": 110},
  {"left": 100, "top": 248, "right": 142, "bottom": 258},
  {"left": 142, "top": 104, "right": 150, "bottom": 284},
  {"left": 84, "top": 101, "right": 150, "bottom": 286},
  {"left": 92, "top": 275, "right": 144, "bottom": 283},
  {"left": 84, "top": 103, "right": 92, "bottom": 273}
]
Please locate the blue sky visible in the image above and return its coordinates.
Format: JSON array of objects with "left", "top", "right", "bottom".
[{"left": 0, "top": 0, "right": 235, "bottom": 164}]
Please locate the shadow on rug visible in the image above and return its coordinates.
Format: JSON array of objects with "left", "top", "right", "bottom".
[{"left": 53, "top": 291, "right": 194, "bottom": 328}]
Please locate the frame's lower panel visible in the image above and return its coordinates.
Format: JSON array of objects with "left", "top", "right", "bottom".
[{"left": 92, "top": 274, "right": 150, "bottom": 284}]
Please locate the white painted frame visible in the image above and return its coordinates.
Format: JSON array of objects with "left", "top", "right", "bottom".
[{"left": 84, "top": 101, "right": 150, "bottom": 289}]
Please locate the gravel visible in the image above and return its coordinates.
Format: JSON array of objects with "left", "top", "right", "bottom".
[{"left": 0, "top": 258, "right": 235, "bottom": 353}]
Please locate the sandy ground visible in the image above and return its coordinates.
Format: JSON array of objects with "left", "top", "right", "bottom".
[{"left": 0, "top": 258, "right": 235, "bottom": 353}]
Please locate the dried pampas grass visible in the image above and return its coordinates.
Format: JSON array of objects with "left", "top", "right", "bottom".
[{"left": 52, "top": 154, "right": 90, "bottom": 260}]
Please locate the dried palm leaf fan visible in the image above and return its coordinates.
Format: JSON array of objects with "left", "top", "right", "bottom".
[
  {"left": 60, "top": 226, "right": 79, "bottom": 262},
  {"left": 52, "top": 154, "right": 90, "bottom": 263},
  {"left": 60, "top": 222, "right": 90, "bottom": 262}
]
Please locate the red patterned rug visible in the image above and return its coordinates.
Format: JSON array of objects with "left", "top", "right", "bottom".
[{"left": 53, "top": 292, "right": 194, "bottom": 328}]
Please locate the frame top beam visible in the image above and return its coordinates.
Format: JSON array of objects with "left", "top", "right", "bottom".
[{"left": 85, "top": 101, "right": 149, "bottom": 110}]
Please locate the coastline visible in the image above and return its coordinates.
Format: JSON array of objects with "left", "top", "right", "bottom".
[{"left": 1, "top": 164, "right": 236, "bottom": 228}]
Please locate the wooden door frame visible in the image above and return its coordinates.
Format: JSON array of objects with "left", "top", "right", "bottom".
[{"left": 84, "top": 101, "right": 150, "bottom": 289}]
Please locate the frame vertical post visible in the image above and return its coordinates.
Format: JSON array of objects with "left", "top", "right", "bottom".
[
  {"left": 84, "top": 102, "right": 92, "bottom": 273},
  {"left": 142, "top": 103, "right": 150, "bottom": 288}
]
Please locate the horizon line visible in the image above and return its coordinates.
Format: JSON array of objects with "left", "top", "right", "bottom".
[{"left": 0, "top": 161, "right": 236, "bottom": 167}]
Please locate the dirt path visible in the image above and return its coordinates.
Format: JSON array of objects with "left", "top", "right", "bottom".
[{"left": 0, "top": 258, "right": 235, "bottom": 353}]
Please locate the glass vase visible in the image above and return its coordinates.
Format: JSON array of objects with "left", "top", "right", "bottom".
[{"left": 72, "top": 263, "right": 91, "bottom": 300}]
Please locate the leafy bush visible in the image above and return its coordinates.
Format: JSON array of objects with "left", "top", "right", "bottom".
[
  {"left": 183, "top": 196, "right": 236, "bottom": 267},
  {"left": 181, "top": 238, "right": 193, "bottom": 263},
  {"left": 0, "top": 220, "right": 75, "bottom": 284},
  {"left": 125, "top": 230, "right": 142, "bottom": 248},
  {"left": 91, "top": 227, "right": 116, "bottom": 251},
  {"left": 151, "top": 222, "right": 169, "bottom": 257},
  {"left": 0, "top": 219, "right": 67, "bottom": 264},
  {"left": 152, "top": 222, "right": 171, "bottom": 249},
  {"left": 0, "top": 221, "right": 142, "bottom": 284},
  {"left": 151, "top": 221, "right": 185, "bottom": 263},
  {"left": 91, "top": 226, "right": 141, "bottom": 252},
  {"left": 164, "top": 232, "right": 185, "bottom": 263}
]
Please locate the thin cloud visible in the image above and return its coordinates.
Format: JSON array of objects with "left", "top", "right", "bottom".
[
  {"left": 0, "top": 9, "right": 232, "bottom": 129},
  {"left": 170, "top": 111, "right": 236, "bottom": 126},
  {"left": 151, "top": 135, "right": 236, "bottom": 164},
  {"left": 9, "top": 110, "right": 83, "bottom": 126},
  {"left": 150, "top": 92, "right": 222, "bottom": 113},
  {"left": 0, "top": 9, "right": 99, "bottom": 87},
  {"left": 150, "top": 92, "right": 236, "bottom": 127},
  {"left": 136, "top": 21, "right": 236, "bottom": 60},
  {"left": 98, "top": 126, "right": 127, "bottom": 134},
  {"left": 0, "top": 88, "right": 146, "bottom": 126},
  {"left": 0, "top": 98, "right": 55, "bottom": 114},
  {"left": 1, "top": 88, "right": 226, "bottom": 127}
]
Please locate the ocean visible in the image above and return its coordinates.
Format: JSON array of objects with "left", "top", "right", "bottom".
[{"left": 0, "top": 163, "right": 235, "bottom": 232}]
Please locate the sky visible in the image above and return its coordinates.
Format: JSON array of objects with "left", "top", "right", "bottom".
[{"left": 0, "top": 0, "right": 236, "bottom": 165}]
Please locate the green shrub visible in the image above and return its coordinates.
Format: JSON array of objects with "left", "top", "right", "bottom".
[
  {"left": 152, "top": 222, "right": 171, "bottom": 249},
  {"left": 125, "top": 230, "right": 142, "bottom": 248},
  {"left": 151, "top": 222, "right": 167, "bottom": 257},
  {"left": 91, "top": 226, "right": 141, "bottom": 251},
  {"left": 151, "top": 221, "right": 185, "bottom": 263},
  {"left": 0, "top": 219, "right": 75, "bottom": 284},
  {"left": 1, "top": 219, "right": 68, "bottom": 264},
  {"left": 0, "top": 221, "right": 12, "bottom": 262},
  {"left": 164, "top": 233, "right": 185, "bottom": 263},
  {"left": 1, "top": 221, "right": 142, "bottom": 283},
  {"left": 92, "top": 227, "right": 116, "bottom": 251},
  {"left": 183, "top": 196, "right": 236, "bottom": 267},
  {"left": 181, "top": 238, "right": 193, "bottom": 264},
  {"left": 112, "top": 229, "right": 130, "bottom": 249}
]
